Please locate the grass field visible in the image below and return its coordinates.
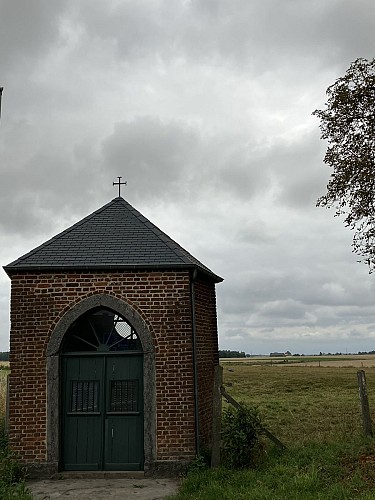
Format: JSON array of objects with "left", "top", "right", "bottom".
[
  {"left": 222, "top": 363, "right": 372, "bottom": 446},
  {"left": 172, "top": 362, "right": 375, "bottom": 499}
]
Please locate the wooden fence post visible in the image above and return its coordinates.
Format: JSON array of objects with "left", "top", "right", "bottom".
[{"left": 357, "top": 370, "right": 373, "bottom": 437}]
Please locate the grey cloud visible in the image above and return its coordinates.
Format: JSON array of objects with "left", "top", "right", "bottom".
[
  {"left": 320, "top": 0, "right": 375, "bottom": 62},
  {"left": 236, "top": 219, "right": 276, "bottom": 245},
  {"left": 247, "top": 131, "right": 330, "bottom": 209},
  {"left": 101, "top": 117, "right": 273, "bottom": 203},
  {"left": 101, "top": 117, "right": 200, "bottom": 201},
  {"left": 1, "top": 0, "right": 375, "bottom": 356},
  {"left": 0, "top": 116, "right": 110, "bottom": 237},
  {"left": 216, "top": 146, "right": 272, "bottom": 201},
  {"left": 224, "top": 329, "right": 245, "bottom": 339},
  {"left": 71, "top": 0, "right": 172, "bottom": 61},
  {"left": 61, "top": 0, "right": 375, "bottom": 73},
  {"left": 348, "top": 329, "right": 363, "bottom": 338},
  {"left": 0, "top": 0, "right": 67, "bottom": 72},
  {"left": 256, "top": 299, "right": 308, "bottom": 321},
  {"left": 181, "top": 0, "right": 375, "bottom": 72},
  {"left": 218, "top": 251, "right": 375, "bottom": 336},
  {"left": 221, "top": 264, "right": 375, "bottom": 314}
]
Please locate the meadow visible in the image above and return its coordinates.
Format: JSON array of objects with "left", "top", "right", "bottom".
[
  {"left": 222, "top": 362, "right": 372, "bottom": 446},
  {"left": 173, "top": 360, "right": 375, "bottom": 499}
]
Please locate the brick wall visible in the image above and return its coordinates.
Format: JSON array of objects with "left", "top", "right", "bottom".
[
  {"left": 194, "top": 278, "right": 219, "bottom": 450},
  {"left": 8, "top": 270, "right": 215, "bottom": 466}
]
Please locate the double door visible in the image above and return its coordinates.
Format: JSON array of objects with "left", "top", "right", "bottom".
[{"left": 61, "top": 354, "right": 143, "bottom": 471}]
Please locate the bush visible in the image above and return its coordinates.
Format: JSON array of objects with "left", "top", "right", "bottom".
[
  {"left": 186, "top": 454, "right": 208, "bottom": 475},
  {"left": 221, "top": 403, "right": 263, "bottom": 469},
  {"left": 0, "top": 424, "right": 25, "bottom": 486},
  {"left": 0, "top": 419, "right": 32, "bottom": 499}
]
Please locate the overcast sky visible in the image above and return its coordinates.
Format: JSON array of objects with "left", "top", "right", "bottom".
[{"left": 1, "top": 0, "right": 375, "bottom": 355}]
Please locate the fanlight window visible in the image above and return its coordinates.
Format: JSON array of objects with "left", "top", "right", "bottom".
[{"left": 62, "top": 308, "right": 142, "bottom": 353}]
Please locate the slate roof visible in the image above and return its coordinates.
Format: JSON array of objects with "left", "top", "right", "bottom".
[{"left": 4, "top": 197, "right": 223, "bottom": 282}]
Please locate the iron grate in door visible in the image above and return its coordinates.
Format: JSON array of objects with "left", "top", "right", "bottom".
[
  {"left": 71, "top": 380, "right": 99, "bottom": 412},
  {"left": 110, "top": 380, "right": 138, "bottom": 412}
]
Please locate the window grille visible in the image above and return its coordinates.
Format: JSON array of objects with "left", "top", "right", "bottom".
[
  {"left": 110, "top": 380, "right": 138, "bottom": 412},
  {"left": 62, "top": 308, "right": 142, "bottom": 353},
  {"left": 71, "top": 380, "right": 99, "bottom": 412}
]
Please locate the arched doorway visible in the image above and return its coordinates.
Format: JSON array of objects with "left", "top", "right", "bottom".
[{"left": 61, "top": 307, "right": 144, "bottom": 471}]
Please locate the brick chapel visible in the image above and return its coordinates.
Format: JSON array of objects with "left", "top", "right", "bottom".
[{"left": 3, "top": 196, "right": 223, "bottom": 476}]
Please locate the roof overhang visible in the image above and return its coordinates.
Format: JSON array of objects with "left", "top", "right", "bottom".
[{"left": 3, "top": 263, "right": 224, "bottom": 283}]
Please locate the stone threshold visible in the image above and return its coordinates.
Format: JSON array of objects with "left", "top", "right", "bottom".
[{"left": 51, "top": 471, "right": 145, "bottom": 479}]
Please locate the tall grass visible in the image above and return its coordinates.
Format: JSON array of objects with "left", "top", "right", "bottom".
[
  {"left": 171, "top": 364, "right": 375, "bottom": 499},
  {"left": 0, "top": 368, "right": 8, "bottom": 419},
  {"left": 0, "top": 366, "right": 33, "bottom": 499}
]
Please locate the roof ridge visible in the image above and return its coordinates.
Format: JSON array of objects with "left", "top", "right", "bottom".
[
  {"left": 4, "top": 197, "right": 223, "bottom": 282},
  {"left": 121, "top": 199, "right": 194, "bottom": 265},
  {"left": 112, "top": 199, "right": 215, "bottom": 273}
]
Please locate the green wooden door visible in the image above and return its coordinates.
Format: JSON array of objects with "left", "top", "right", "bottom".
[
  {"left": 104, "top": 355, "right": 143, "bottom": 470},
  {"left": 62, "top": 354, "right": 143, "bottom": 471}
]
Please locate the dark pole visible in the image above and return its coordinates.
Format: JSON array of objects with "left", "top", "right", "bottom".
[{"left": 0, "top": 87, "right": 3, "bottom": 121}]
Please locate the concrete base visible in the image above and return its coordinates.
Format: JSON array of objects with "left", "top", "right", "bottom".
[
  {"left": 53, "top": 471, "right": 145, "bottom": 480},
  {"left": 145, "top": 460, "right": 191, "bottom": 477},
  {"left": 27, "top": 476, "right": 180, "bottom": 500},
  {"left": 25, "top": 460, "right": 191, "bottom": 480},
  {"left": 25, "top": 463, "right": 59, "bottom": 480}
]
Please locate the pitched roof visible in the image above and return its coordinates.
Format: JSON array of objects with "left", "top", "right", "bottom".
[{"left": 4, "top": 197, "right": 223, "bottom": 282}]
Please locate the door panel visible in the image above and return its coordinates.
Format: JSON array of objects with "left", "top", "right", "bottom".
[
  {"left": 104, "top": 355, "right": 143, "bottom": 470},
  {"left": 62, "top": 357, "right": 103, "bottom": 470},
  {"left": 62, "top": 355, "right": 143, "bottom": 471}
]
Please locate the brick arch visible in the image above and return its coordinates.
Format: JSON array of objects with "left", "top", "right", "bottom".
[
  {"left": 46, "top": 293, "right": 156, "bottom": 472},
  {"left": 46, "top": 293, "right": 154, "bottom": 356}
]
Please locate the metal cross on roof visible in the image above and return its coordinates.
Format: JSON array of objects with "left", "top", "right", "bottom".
[{"left": 113, "top": 176, "right": 127, "bottom": 197}]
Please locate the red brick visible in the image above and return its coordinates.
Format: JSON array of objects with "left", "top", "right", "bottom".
[{"left": 8, "top": 270, "right": 219, "bottom": 466}]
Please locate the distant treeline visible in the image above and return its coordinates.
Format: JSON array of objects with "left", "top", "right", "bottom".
[
  {"left": 0, "top": 352, "right": 9, "bottom": 361},
  {"left": 319, "top": 351, "right": 375, "bottom": 356},
  {"left": 219, "top": 350, "right": 247, "bottom": 358}
]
